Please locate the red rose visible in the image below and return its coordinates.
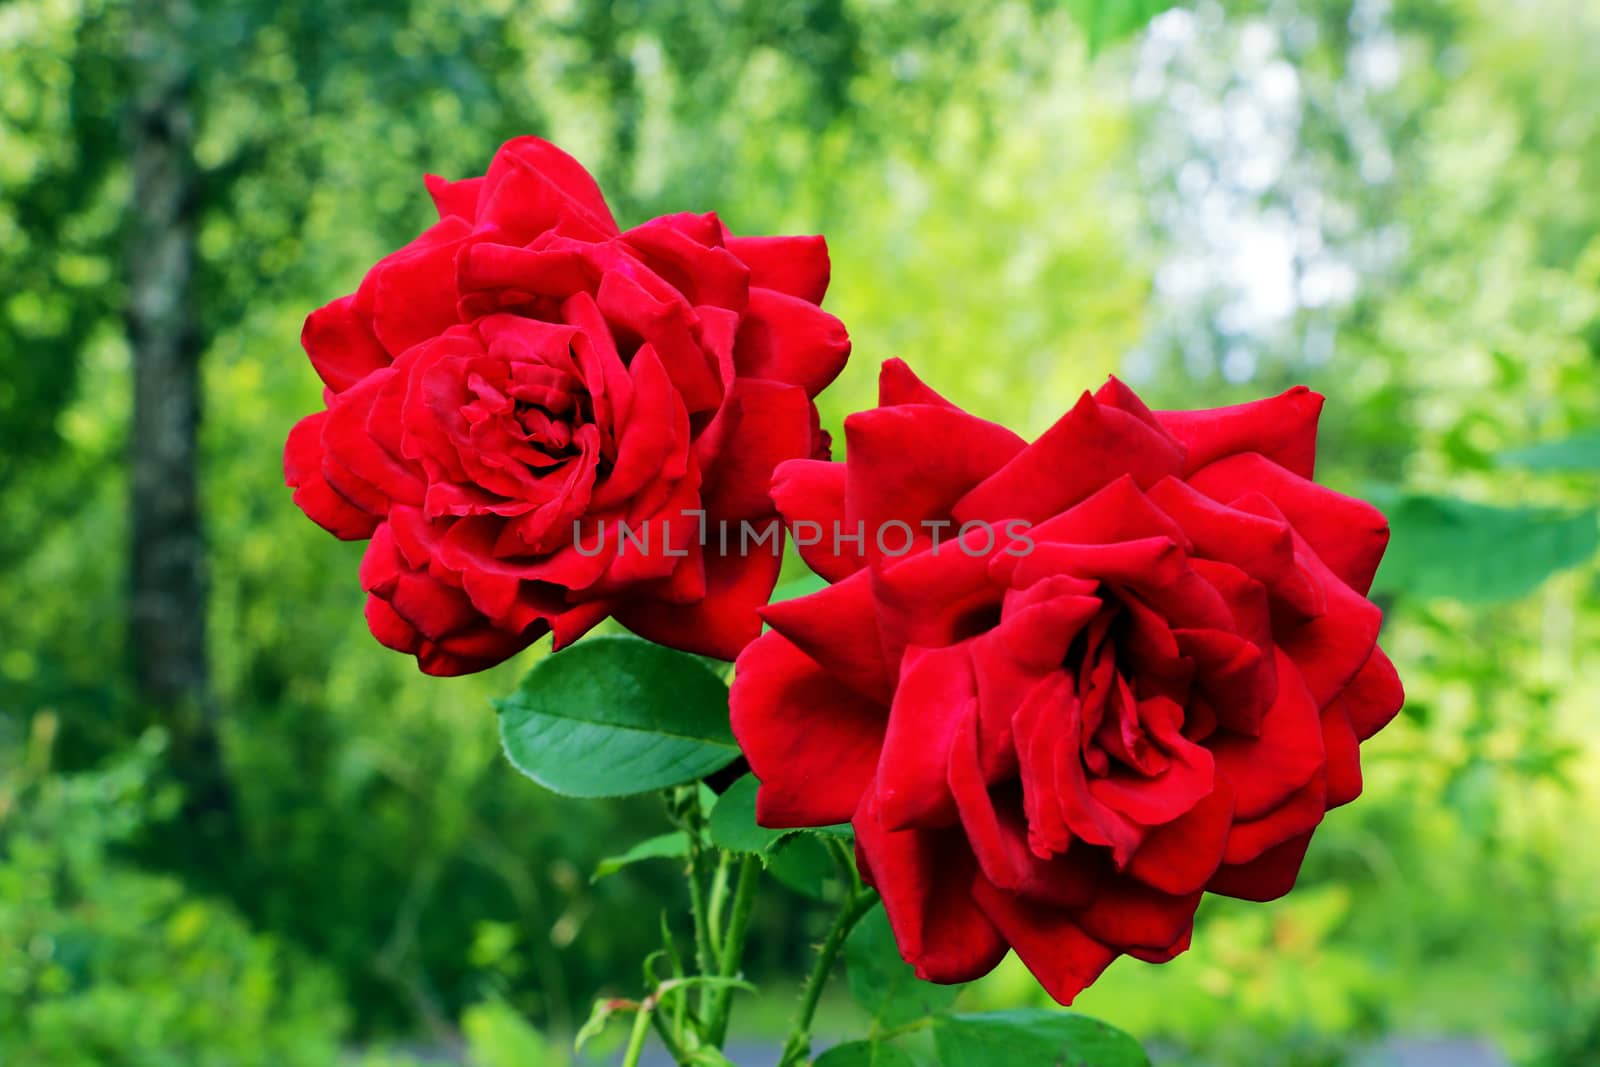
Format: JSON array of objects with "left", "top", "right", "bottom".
[
  {"left": 730, "top": 359, "right": 1403, "bottom": 1003},
  {"left": 284, "top": 137, "right": 849, "bottom": 674}
]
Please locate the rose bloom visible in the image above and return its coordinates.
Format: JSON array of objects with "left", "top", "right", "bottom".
[
  {"left": 731, "top": 360, "right": 1403, "bottom": 1003},
  {"left": 284, "top": 137, "right": 848, "bottom": 674}
]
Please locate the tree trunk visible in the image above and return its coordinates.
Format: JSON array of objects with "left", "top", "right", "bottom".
[{"left": 126, "top": 0, "right": 226, "bottom": 817}]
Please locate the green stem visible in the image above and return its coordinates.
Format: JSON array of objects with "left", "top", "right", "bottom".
[
  {"left": 823, "top": 835, "right": 862, "bottom": 895},
  {"left": 686, "top": 840, "right": 715, "bottom": 1019},
  {"left": 777, "top": 889, "right": 878, "bottom": 1067},
  {"left": 707, "top": 849, "right": 732, "bottom": 947},
  {"left": 650, "top": 1010, "right": 692, "bottom": 1066},
  {"left": 659, "top": 912, "right": 689, "bottom": 1042},
  {"left": 621, "top": 1003, "right": 654, "bottom": 1067},
  {"left": 704, "top": 853, "right": 762, "bottom": 1046}
]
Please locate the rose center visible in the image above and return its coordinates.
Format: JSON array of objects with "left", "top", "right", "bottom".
[{"left": 1064, "top": 600, "right": 1175, "bottom": 782}]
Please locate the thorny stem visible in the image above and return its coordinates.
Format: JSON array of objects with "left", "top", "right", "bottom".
[
  {"left": 704, "top": 853, "right": 761, "bottom": 1046},
  {"left": 777, "top": 888, "right": 879, "bottom": 1067}
]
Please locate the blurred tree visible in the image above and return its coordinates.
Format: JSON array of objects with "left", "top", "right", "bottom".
[{"left": 126, "top": 0, "right": 224, "bottom": 820}]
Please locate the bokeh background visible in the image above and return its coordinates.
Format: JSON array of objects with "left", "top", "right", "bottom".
[{"left": 3, "top": 0, "right": 1599, "bottom": 1064}]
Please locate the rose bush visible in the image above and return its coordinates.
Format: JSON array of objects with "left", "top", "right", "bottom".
[
  {"left": 284, "top": 137, "right": 849, "bottom": 674},
  {"left": 731, "top": 359, "right": 1404, "bottom": 1004}
]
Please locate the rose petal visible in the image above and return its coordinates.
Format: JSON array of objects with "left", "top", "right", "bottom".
[
  {"left": 361, "top": 216, "right": 473, "bottom": 356},
  {"left": 855, "top": 790, "right": 1010, "bottom": 984},
  {"left": 1210, "top": 650, "right": 1325, "bottom": 819},
  {"left": 953, "top": 391, "right": 1184, "bottom": 527},
  {"left": 1341, "top": 645, "right": 1405, "bottom": 741},
  {"left": 424, "top": 173, "right": 484, "bottom": 221},
  {"left": 1322, "top": 702, "right": 1364, "bottom": 809},
  {"left": 1127, "top": 778, "right": 1235, "bottom": 895},
  {"left": 733, "top": 287, "right": 851, "bottom": 398},
  {"left": 730, "top": 632, "right": 888, "bottom": 827},
  {"left": 591, "top": 343, "right": 692, "bottom": 510},
  {"left": 1222, "top": 774, "right": 1326, "bottom": 865},
  {"left": 1074, "top": 873, "right": 1202, "bottom": 953},
  {"left": 948, "top": 714, "right": 1039, "bottom": 891},
  {"left": 970, "top": 587, "right": 1101, "bottom": 778},
  {"left": 596, "top": 269, "right": 725, "bottom": 417},
  {"left": 876, "top": 357, "right": 957, "bottom": 408},
  {"left": 623, "top": 212, "right": 751, "bottom": 310},
  {"left": 476, "top": 136, "right": 618, "bottom": 241},
  {"left": 361, "top": 529, "right": 535, "bottom": 676},
  {"left": 615, "top": 532, "right": 782, "bottom": 660},
  {"left": 1156, "top": 386, "right": 1324, "bottom": 479},
  {"left": 761, "top": 568, "right": 894, "bottom": 704},
  {"left": 1273, "top": 527, "right": 1384, "bottom": 706},
  {"left": 724, "top": 232, "right": 831, "bottom": 305},
  {"left": 1207, "top": 830, "right": 1314, "bottom": 902},
  {"left": 1025, "top": 474, "right": 1190, "bottom": 550},
  {"left": 871, "top": 532, "right": 1004, "bottom": 664},
  {"left": 284, "top": 411, "right": 382, "bottom": 540},
  {"left": 875, "top": 644, "right": 976, "bottom": 830},
  {"left": 455, "top": 243, "right": 598, "bottom": 303},
  {"left": 1188, "top": 451, "right": 1390, "bottom": 597},
  {"left": 698, "top": 380, "right": 815, "bottom": 523},
  {"left": 302, "top": 294, "right": 391, "bottom": 393},
  {"left": 771, "top": 458, "right": 860, "bottom": 582},
  {"left": 321, "top": 368, "right": 426, "bottom": 508},
  {"left": 970, "top": 876, "right": 1117, "bottom": 1005},
  {"left": 844, "top": 403, "right": 1027, "bottom": 565},
  {"left": 1146, "top": 476, "right": 1321, "bottom": 616}
]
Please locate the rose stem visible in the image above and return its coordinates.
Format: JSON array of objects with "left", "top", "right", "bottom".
[
  {"left": 777, "top": 886, "right": 879, "bottom": 1067},
  {"left": 705, "top": 853, "right": 762, "bottom": 1046}
]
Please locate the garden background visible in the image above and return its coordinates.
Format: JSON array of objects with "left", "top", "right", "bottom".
[{"left": 3, "top": 0, "right": 1599, "bottom": 1064}]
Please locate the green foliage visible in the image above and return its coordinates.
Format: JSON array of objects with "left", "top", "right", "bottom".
[
  {"left": 1370, "top": 491, "right": 1599, "bottom": 602},
  {"left": 0, "top": 727, "right": 347, "bottom": 1067},
  {"left": 933, "top": 1009, "right": 1151, "bottom": 1067},
  {"left": 1066, "top": 0, "right": 1187, "bottom": 54},
  {"left": 813, "top": 1040, "right": 916, "bottom": 1066},
  {"left": 764, "top": 834, "right": 842, "bottom": 901},
  {"left": 770, "top": 572, "right": 830, "bottom": 604},
  {"left": 708, "top": 774, "right": 797, "bottom": 856},
  {"left": 461, "top": 997, "right": 569, "bottom": 1067},
  {"left": 495, "top": 636, "right": 739, "bottom": 798},
  {"left": 845, "top": 904, "right": 964, "bottom": 1030},
  {"left": 835, "top": 905, "right": 1147, "bottom": 1065},
  {"left": 1500, "top": 431, "right": 1600, "bottom": 471},
  {"left": 593, "top": 832, "right": 690, "bottom": 883},
  {"left": 707, "top": 775, "right": 851, "bottom": 860}
]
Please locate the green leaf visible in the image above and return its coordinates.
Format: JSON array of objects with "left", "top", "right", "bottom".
[
  {"left": 461, "top": 998, "right": 559, "bottom": 1067},
  {"left": 707, "top": 774, "right": 795, "bottom": 855},
  {"left": 766, "top": 834, "right": 837, "bottom": 900},
  {"left": 1368, "top": 491, "right": 1599, "bottom": 602},
  {"left": 592, "top": 832, "right": 688, "bottom": 883},
  {"left": 814, "top": 1040, "right": 916, "bottom": 1067},
  {"left": 1500, "top": 430, "right": 1600, "bottom": 471},
  {"left": 771, "top": 571, "right": 829, "bottom": 603},
  {"left": 934, "top": 1009, "right": 1150, "bottom": 1067},
  {"left": 1065, "top": 0, "right": 1182, "bottom": 54},
  {"left": 707, "top": 773, "right": 852, "bottom": 860},
  {"left": 573, "top": 996, "right": 632, "bottom": 1052},
  {"left": 495, "top": 635, "right": 739, "bottom": 798},
  {"left": 655, "top": 975, "right": 758, "bottom": 997},
  {"left": 845, "top": 903, "right": 963, "bottom": 1028}
]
